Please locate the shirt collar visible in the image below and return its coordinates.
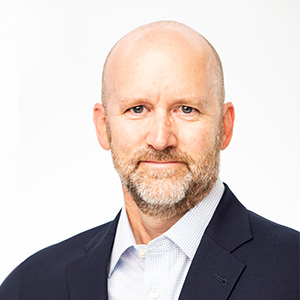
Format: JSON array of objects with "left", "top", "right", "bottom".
[
  {"left": 108, "top": 178, "right": 224, "bottom": 277},
  {"left": 164, "top": 178, "right": 224, "bottom": 259}
]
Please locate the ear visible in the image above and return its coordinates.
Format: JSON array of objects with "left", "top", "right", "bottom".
[
  {"left": 93, "top": 103, "right": 110, "bottom": 150},
  {"left": 221, "top": 102, "right": 235, "bottom": 150}
]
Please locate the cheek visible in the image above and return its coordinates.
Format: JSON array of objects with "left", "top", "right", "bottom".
[
  {"left": 178, "top": 121, "right": 216, "bottom": 153},
  {"left": 109, "top": 121, "right": 145, "bottom": 153}
]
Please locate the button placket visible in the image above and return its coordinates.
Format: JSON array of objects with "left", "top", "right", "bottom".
[
  {"left": 149, "top": 288, "right": 160, "bottom": 299},
  {"left": 137, "top": 248, "right": 147, "bottom": 258}
]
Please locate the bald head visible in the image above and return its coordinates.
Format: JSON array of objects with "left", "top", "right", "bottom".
[{"left": 101, "top": 21, "right": 225, "bottom": 110}]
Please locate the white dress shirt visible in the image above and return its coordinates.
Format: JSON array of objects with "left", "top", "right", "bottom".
[{"left": 108, "top": 178, "right": 225, "bottom": 300}]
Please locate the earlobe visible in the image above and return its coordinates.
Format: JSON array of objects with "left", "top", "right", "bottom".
[
  {"left": 221, "top": 102, "right": 235, "bottom": 150},
  {"left": 93, "top": 103, "right": 110, "bottom": 150}
]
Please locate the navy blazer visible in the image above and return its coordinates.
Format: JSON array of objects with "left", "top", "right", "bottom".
[{"left": 0, "top": 185, "right": 299, "bottom": 299}]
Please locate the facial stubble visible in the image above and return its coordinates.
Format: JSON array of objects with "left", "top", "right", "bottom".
[{"left": 108, "top": 119, "right": 223, "bottom": 220}]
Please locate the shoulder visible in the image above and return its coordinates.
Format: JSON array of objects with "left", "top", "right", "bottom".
[
  {"left": 236, "top": 211, "right": 299, "bottom": 298},
  {"left": 215, "top": 183, "right": 299, "bottom": 270},
  {"left": 222, "top": 183, "right": 299, "bottom": 242},
  {"left": 218, "top": 185, "right": 299, "bottom": 298},
  {"left": 0, "top": 219, "right": 115, "bottom": 299},
  {"left": 248, "top": 210, "right": 299, "bottom": 251},
  {"left": 25, "top": 220, "right": 113, "bottom": 265}
]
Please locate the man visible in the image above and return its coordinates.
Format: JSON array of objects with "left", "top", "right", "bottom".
[{"left": 0, "top": 21, "right": 299, "bottom": 300}]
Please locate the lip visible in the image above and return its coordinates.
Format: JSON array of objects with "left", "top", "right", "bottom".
[
  {"left": 140, "top": 161, "right": 184, "bottom": 168},
  {"left": 142, "top": 161, "right": 181, "bottom": 164}
]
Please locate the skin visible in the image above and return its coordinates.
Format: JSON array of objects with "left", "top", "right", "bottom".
[{"left": 93, "top": 22, "right": 235, "bottom": 245}]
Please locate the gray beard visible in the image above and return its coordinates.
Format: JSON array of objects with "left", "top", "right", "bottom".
[
  {"left": 111, "top": 146, "right": 221, "bottom": 220},
  {"left": 108, "top": 116, "right": 223, "bottom": 219}
]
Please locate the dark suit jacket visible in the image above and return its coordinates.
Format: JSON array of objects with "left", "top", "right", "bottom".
[{"left": 0, "top": 184, "right": 299, "bottom": 299}]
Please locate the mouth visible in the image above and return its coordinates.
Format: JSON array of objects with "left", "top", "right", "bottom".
[{"left": 139, "top": 161, "right": 185, "bottom": 169}]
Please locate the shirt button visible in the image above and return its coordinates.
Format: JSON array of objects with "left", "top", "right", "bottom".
[
  {"left": 137, "top": 249, "right": 146, "bottom": 258},
  {"left": 149, "top": 289, "right": 160, "bottom": 299}
]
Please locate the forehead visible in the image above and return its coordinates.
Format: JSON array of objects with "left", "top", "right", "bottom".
[{"left": 104, "top": 29, "right": 217, "bottom": 110}]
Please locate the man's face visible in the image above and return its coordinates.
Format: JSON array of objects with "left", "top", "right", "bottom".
[{"left": 102, "top": 39, "right": 224, "bottom": 219}]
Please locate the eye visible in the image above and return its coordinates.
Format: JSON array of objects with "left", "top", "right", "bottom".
[
  {"left": 130, "top": 106, "right": 144, "bottom": 114},
  {"left": 181, "top": 106, "right": 194, "bottom": 114}
]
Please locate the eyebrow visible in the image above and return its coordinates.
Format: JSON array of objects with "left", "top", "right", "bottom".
[
  {"left": 173, "top": 97, "right": 206, "bottom": 106},
  {"left": 174, "top": 97, "right": 211, "bottom": 111},
  {"left": 119, "top": 97, "right": 208, "bottom": 108},
  {"left": 117, "top": 98, "right": 150, "bottom": 112},
  {"left": 119, "top": 97, "right": 149, "bottom": 105}
]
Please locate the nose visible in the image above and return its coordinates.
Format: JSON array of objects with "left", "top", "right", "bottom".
[{"left": 145, "top": 111, "right": 177, "bottom": 150}]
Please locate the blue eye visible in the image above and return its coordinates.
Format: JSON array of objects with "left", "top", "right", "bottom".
[
  {"left": 131, "top": 106, "right": 144, "bottom": 113},
  {"left": 181, "top": 106, "right": 193, "bottom": 114}
]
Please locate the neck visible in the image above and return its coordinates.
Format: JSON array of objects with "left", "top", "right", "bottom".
[{"left": 122, "top": 185, "right": 182, "bottom": 245}]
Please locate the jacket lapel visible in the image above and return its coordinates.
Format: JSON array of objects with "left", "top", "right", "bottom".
[
  {"left": 65, "top": 185, "right": 252, "bottom": 300},
  {"left": 66, "top": 213, "right": 120, "bottom": 300},
  {"left": 179, "top": 185, "right": 253, "bottom": 300}
]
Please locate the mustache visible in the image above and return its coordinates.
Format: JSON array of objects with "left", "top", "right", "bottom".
[{"left": 128, "top": 147, "right": 194, "bottom": 166}]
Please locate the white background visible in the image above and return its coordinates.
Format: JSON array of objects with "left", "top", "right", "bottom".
[{"left": 1, "top": 0, "right": 299, "bottom": 284}]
